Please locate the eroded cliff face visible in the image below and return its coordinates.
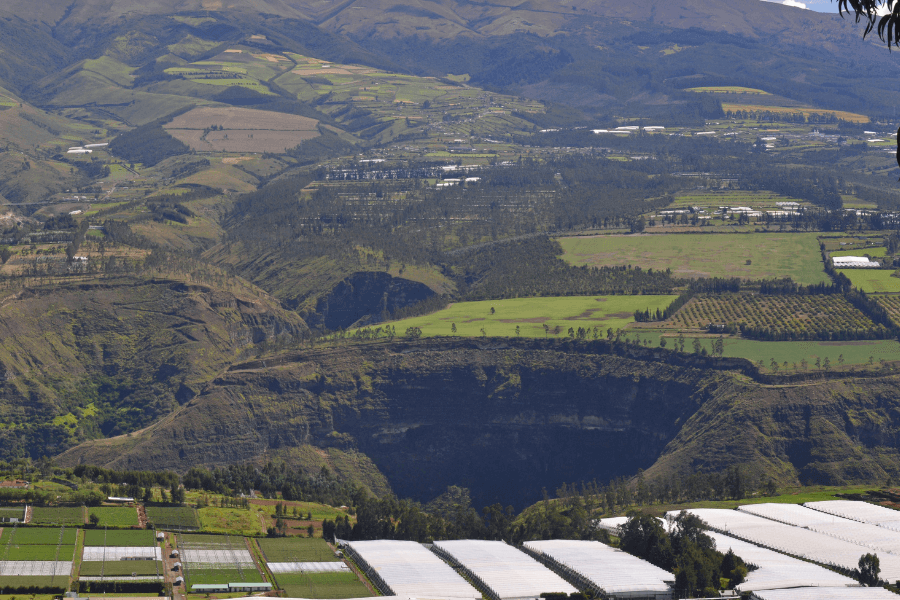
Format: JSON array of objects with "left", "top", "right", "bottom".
[{"left": 56, "top": 339, "right": 719, "bottom": 508}]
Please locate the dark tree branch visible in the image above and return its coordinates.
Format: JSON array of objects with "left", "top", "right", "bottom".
[{"left": 836, "top": 0, "right": 900, "bottom": 46}]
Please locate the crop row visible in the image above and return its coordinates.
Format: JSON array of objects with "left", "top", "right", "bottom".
[{"left": 667, "top": 294, "right": 878, "bottom": 334}]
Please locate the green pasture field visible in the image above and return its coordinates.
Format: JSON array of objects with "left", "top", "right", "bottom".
[
  {"left": 145, "top": 507, "right": 199, "bottom": 530},
  {"left": 186, "top": 567, "right": 265, "bottom": 586},
  {"left": 197, "top": 507, "right": 262, "bottom": 536},
  {"left": 257, "top": 538, "right": 338, "bottom": 563},
  {"left": 179, "top": 533, "right": 240, "bottom": 547},
  {"left": 83, "top": 530, "right": 154, "bottom": 547},
  {"left": 1, "top": 527, "right": 77, "bottom": 545},
  {"left": 388, "top": 295, "right": 679, "bottom": 338},
  {"left": 79, "top": 561, "right": 162, "bottom": 576},
  {"left": 832, "top": 247, "right": 886, "bottom": 257},
  {"left": 669, "top": 190, "right": 805, "bottom": 208},
  {"left": 837, "top": 269, "right": 900, "bottom": 293},
  {"left": 557, "top": 233, "right": 829, "bottom": 286},
  {"left": 31, "top": 506, "right": 84, "bottom": 526},
  {"left": 247, "top": 500, "right": 349, "bottom": 523},
  {"left": 87, "top": 507, "right": 139, "bottom": 529},
  {"left": 276, "top": 572, "right": 371, "bottom": 599},
  {"left": 3, "top": 545, "right": 75, "bottom": 561},
  {"left": 0, "top": 576, "right": 68, "bottom": 591},
  {"left": 0, "top": 507, "right": 24, "bottom": 520},
  {"left": 646, "top": 333, "right": 900, "bottom": 367}
]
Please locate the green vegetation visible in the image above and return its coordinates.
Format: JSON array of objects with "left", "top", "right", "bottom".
[
  {"left": 557, "top": 233, "right": 829, "bottom": 286},
  {"left": 257, "top": 538, "right": 338, "bottom": 563},
  {"left": 837, "top": 269, "right": 900, "bottom": 293},
  {"left": 0, "top": 507, "right": 24, "bottom": 520},
  {"left": 145, "top": 507, "right": 199, "bottom": 530},
  {"left": 0, "top": 576, "right": 68, "bottom": 591},
  {"left": 389, "top": 295, "right": 679, "bottom": 338},
  {"left": 79, "top": 561, "right": 162, "bottom": 576},
  {"left": 185, "top": 567, "right": 265, "bottom": 586},
  {"left": 83, "top": 529, "right": 155, "bottom": 547},
  {"left": 87, "top": 507, "right": 139, "bottom": 528},
  {"left": 3, "top": 545, "right": 75, "bottom": 561},
  {"left": 274, "top": 572, "right": 371, "bottom": 599},
  {"left": 197, "top": 507, "right": 262, "bottom": 535},
  {"left": 1, "top": 527, "right": 77, "bottom": 545},
  {"left": 30, "top": 506, "right": 84, "bottom": 525}
]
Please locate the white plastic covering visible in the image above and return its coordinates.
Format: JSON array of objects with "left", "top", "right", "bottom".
[
  {"left": 180, "top": 547, "right": 254, "bottom": 567},
  {"left": 268, "top": 561, "right": 349, "bottom": 573},
  {"left": 81, "top": 546, "right": 161, "bottom": 561},
  {"left": 347, "top": 540, "right": 481, "bottom": 598},
  {"left": 0, "top": 561, "right": 72, "bottom": 576},
  {"left": 807, "top": 501, "right": 900, "bottom": 531},
  {"left": 741, "top": 503, "right": 900, "bottom": 555},
  {"left": 750, "top": 587, "right": 898, "bottom": 600},
  {"left": 524, "top": 539, "right": 673, "bottom": 597},
  {"left": 678, "top": 509, "right": 900, "bottom": 580},
  {"left": 707, "top": 531, "right": 857, "bottom": 592},
  {"left": 434, "top": 540, "right": 576, "bottom": 599}
]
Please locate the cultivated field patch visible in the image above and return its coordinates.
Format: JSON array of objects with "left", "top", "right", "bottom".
[
  {"left": 145, "top": 506, "right": 199, "bottom": 530},
  {"left": 721, "top": 103, "right": 869, "bottom": 123},
  {"left": 87, "top": 507, "right": 139, "bottom": 529},
  {"left": 275, "top": 571, "right": 371, "bottom": 599},
  {"left": 388, "top": 295, "right": 679, "bottom": 338},
  {"left": 837, "top": 269, "right": 900, "bottom": 293},
  {"left": 257, "top": 538, "right": 338, "bottom": 563},
  {"left": 83, "top": 529, "right": 155, "bottom": 547},
  {"left": 665, "top": 294, "right": 882, "bottom": 339},
  {"left": 30, "top": 506, "right": 84, "bottom": 526},
  {"left": 163, "top": 107, "right": 320, "bottom": 153},
  {"left": 557, "top": 233, "right": 829, "bottom": 286},
  {"left": 1, "top": 527, "right": 77, "bottom": 546}
]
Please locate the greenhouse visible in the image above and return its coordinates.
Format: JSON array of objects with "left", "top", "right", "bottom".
[
  {"left": 750, "top": 587, "right": 898, "bottom": 600},
  {"left": 807, "top": 501, "right": 900, "bottom": 531},
  {"left": 523, "top": 539, "right": 673, "bottom": 599},
  {"left": 680, "top": 509, "right": 900, "bottom": 581},
  {"left": 433, "top": 540, "right": 577, "bottom": 600},
  {"left": 344, "top": 540, "right": 480, "bottom": 598}
]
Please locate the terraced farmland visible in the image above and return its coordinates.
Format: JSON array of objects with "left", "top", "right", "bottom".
[
  {"left": 665, "top": 294, "right": 885, "bottom": 340},
  {"left": 30, "top": 506, "right": 84, "bottom": 526},
  {"left": 145, "top": 507, "right": 199, "bottom": 530},
  {"left": 87, "top": 507, "right": 139, "bottom": 528}
]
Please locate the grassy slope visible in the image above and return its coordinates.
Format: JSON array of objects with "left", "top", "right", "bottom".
[{"left": 0, "top": 276, "right": 307, "bottom": 460}]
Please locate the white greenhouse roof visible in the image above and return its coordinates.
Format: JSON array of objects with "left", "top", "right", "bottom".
[
  {"left": 707, "top": 531, "right": 857, "bottom": 592},
  {"left": 0, "top": 561, "right": 72, "bottom": 576},
  {"left": 433, "top": 540, "right": 576, "bottom": 599},
  {"left": 82, "top": 546, "right": 162, "bottom": 561},
  {"left": 524, "top": 539, "right": 673, "bottom": 595},
  {"left": 347, "top": 540, "right": 480, "bottom": 598},
  {"left": 268, "top": 562, "right": 349, "bottom": 573},
  {"left": 741, "top": 503, "right": 900, "bottom": 555},
  {"left": 807, "top": 500, "right": 900, "bottom": 531},
  {"left": 678, "top": 508, "right": 900, "bottom": 581},
  {"left": 750, "top": 587, "right": 898, "bottom": 600},
  {"left": 181, "top": 547, "right": 254, "bottom": 566}
]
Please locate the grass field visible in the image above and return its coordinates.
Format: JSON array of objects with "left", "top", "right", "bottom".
[
  {"left": 652, "top": 333, "right": 900, "bottom": 367},
  {"left": 197, "top": 507, "right": 263, "bottom": 536},
  {"left": 0, "top": 576, "right": 68, "bottom": 591},
  {"left": 837, "top": 269, "right": 900, "bottom": 293},
  {"left": 257, "top": 538, "right": 338, "bottom": 563},
  {"left": 558, "top": 233, "right": 829, "bottom": 286},
  {"left": 721, "top": 103, "right": 869, "bottom": 123},
  {"left": 2, "top": 545, "right": 75, "bottom": 561},
  {"left": 83, "top": 530, "right": 155, "bottom": 547},
  {"left": 79, "top": 561, "right": 162, "bottom": 576},
  {"left": 31, "top": 506, "right": 84, "bottom": 525},
  {"left": 145, "top": 507, "right": 199, "bottom": 530},
  {"left": 832, "top": 247, "right": 887, "bottom": 258},
  {"left": 388, "top": 295, "right": 679, "bottom": 338},
  {"left": 186, "top": 567, "right": 265, "bottom": 586},
  {"left": 665, "top": 294, "right": 880, "bottom": 336},
  {"left": 0, "top": 507, "right": 24, "bottom": 520},
  {"left": 276, "top": 572, "right": 371, "bottom": 599},
  {"left": 1, "top": 527, "right": 77, "bottom": 545},
  {"left": 88, "top": 507, "right": 139, "bottom": 529}
]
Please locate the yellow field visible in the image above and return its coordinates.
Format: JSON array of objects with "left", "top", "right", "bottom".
[
  {"left": 687, "top": 86, "right": 769, "bottom": 94},
  {"left": 722, "top": 103, "right": 869, "bottom": 123}
]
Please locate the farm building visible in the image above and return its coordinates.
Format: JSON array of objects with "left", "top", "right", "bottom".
[
  {"left": 228, "top": 582, "right": 273, "bottom": 592},
  {"left": 191, "top": 584, "right": 229, "bottom": 593},
  {"left": 832, "top": 256, "right": 880, "bottom": 268},
  {"left": 84, "top": 143, "right": 109, "bottom": 148},
  {"left": 107, "top": 496, "right": 135, "bottom": 503},
  {"left": 750, "top": 589, "right": 897, "bottom": 600},
  {"left": 433, "top": 539, "right": 577, "bottom": 600},
  {"left": 67, "top": 148, "right": 92, "bottom": 154},
  {"left": 174, "top": 576, "right": 184, "bottom": 586}
]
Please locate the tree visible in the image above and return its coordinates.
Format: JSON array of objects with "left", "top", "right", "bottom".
[
  {"left": 490, "top": 306, "right": 495, "bottom": 315},
  {"left": 405, "top": 326, "right": 422, "bottom": 340},
  {"left": 0, "top": 246, "right": 11, "bottom": 264},
  {"left": 451, "top": 323, "right": 457, "bottom": 334},
  {"left": 692, "top": 338, "right": 702, "bottom": 354},
  {"left": 837, "top": 1, "right": 900, "bottom": 47},
  {"left": 857, "top": 552, "right": 881, "bottom": 585},
  {"left": 515, "top": 325, "right": 521, "bottom": 336},
  {"left": 89, "top": 513, "right": 100, "bottom": 527},
  {"left": 659, "top": 337, "right": 667, "bottom": 348}
]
